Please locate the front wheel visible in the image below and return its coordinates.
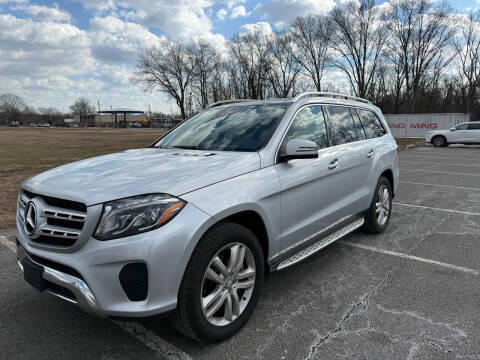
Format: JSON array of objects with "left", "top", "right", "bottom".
[
  {"left": 363, "top": 176, "right": 393, "bottom": 234},
  {"left": 172, "top": 222, "right": 264, "bottom": 343},
  {"left": 432, "top": 135, "right": 447, "bottom": 147}
]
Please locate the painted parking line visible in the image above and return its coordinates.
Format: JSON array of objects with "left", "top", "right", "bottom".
[
  {"left": 399, "top": 181, "right": 480, "bottom": 192},
  {"left": 341, "top": 241, "right": 480, "bottom": 277},
  {"left": 400, "top": 160, "right": 480, "bottom": 168},
  {"left": 394, "top": 202, "right": 480, "bottom": 216},
  {"left": 0, "top": 236, "right": 192, "bottom": 360},
  {"left": 0, "top": 235, "right": 16, "bottom": 253},
  {"left": 401, "top": 169, "right": 480, "bottom": 177}
]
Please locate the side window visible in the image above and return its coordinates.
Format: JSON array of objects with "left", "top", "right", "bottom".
[
  {"left": 286, "top": 105, "right": 328, "bottom": 149},
  {"left": 357, "top": 110, "right": 387, "bottom": 139},
  {"left": 351, "top": 108, "right": 367, "bottom": 140},
  {"left": 467, "top": 123, "right": 480, "bottom": 130},
  {"left": 456, "top": 124, "right": 469, "bottom": 130},
  {"left": 325, "top": 106, "right": 358, "bottom": 145}
]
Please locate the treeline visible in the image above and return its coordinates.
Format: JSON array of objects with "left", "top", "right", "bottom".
[
  {"left": 134, "top": 0, "right": 480, "bottom": 119},
  {"left": 0, "top": 95, "right": 97, "bottom": 126}
]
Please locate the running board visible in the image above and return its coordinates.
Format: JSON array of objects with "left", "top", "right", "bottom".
[{"left": 272, "top": 217, "right": 365, "bottom": 271}]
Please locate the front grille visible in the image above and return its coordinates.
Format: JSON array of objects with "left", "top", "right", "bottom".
[
  {"left": 18, "top": 190, "right": 87, "bottom": 247},
  {"left": 119, "top": 263, "right": 148, "bottom": 301}
]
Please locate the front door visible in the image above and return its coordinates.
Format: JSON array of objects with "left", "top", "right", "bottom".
[{"left": 275, "top": 105, "right": 367, "bottom": 251}]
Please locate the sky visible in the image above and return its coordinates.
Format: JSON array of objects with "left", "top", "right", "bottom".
[{"left": 0, "top": 0, "right": 478, "bottom": 114}]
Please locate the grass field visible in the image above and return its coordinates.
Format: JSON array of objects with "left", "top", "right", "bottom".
[{"left": 0, "top": 127, "right": 166, "bottom": 230}]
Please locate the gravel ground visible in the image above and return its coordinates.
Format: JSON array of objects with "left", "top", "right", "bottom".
[{"left": 1, "top": 145, "right": 480, "bottom": 360}]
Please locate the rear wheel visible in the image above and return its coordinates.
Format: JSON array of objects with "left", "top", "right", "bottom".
[
  {"left": 172, "top": 222, "right": 264, "bottom": 343},
  {"left": 432, "top": 135, "right": 447, "bottom": 147},
  {"left": 363, "top": 176, "right": 392, "bottom": 234}
]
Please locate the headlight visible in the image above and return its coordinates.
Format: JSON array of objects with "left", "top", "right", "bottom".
[{"left": 94, "top": 194, "right": 186, "bottom": 240}]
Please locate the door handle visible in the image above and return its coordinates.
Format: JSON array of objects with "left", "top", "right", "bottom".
[
  {"left": 367, "top": 149, "right": 375, "bottom": 158},
  {"left": 328, "top": 159, "right": 339, "bottom": 170}
]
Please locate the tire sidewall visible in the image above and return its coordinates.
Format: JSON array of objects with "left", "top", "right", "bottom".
[{"left": 182, "top": 223, "right": 264, "bottom": 342}]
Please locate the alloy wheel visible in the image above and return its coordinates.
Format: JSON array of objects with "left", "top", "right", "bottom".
[
  {"left": 375, "top": 185, "right": 390, "bottom": 226},
  {"left": 200, "top": 243, "right": 256, "bottom": 326}
]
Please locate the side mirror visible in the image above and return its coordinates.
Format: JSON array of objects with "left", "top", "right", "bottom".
[
  {"left": 450, "top": 127, "right": 456, "bottom": 131},
  {"left": 279, "top": 139, "right": 318, "bottom": 162}
]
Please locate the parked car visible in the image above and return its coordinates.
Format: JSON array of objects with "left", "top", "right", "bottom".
[
  {"left": 16, "top": 92, "right": 399, "bottom": 342},
  {"left": 426, "top": 122, "right": 480, "bottom": 147},
  {"left": 29, "top": 123, "right": 38, "bottom": 127}
]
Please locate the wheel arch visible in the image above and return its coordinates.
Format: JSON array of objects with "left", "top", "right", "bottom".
[{"left": 380, "top": 169, "right": 394, "bottom": 198}]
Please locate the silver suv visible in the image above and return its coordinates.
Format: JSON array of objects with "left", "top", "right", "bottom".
[{"left": 16, "top": 92, "right": 399, "bottom": 342}]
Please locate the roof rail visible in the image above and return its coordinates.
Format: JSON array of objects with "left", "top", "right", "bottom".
[
  {"left": 293, "top": 92, "right": 372, "bottom": 104},
  {"left": 206, "top": 99, "right": 256, "bottom": 109}
]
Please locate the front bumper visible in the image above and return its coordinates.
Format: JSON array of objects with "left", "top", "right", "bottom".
[
  {"left": 17, "top": 246, "right": 101, "bottom": 315},
  {"left": 16, "top": 203, "right": 213, "bottom": 318}
]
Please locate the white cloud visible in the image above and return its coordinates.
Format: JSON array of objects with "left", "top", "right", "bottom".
[
  {"left": 238, "top": 21, "right": 273, "bottom": 37},
  {"left": 89, "top": 16, "right": 165, "bottom": 64},
  {"left": 230, "top": 5, "right": 250, "bottom": 19},
  {"left": 14, "top": 5, "right": 72, "bottom": 23},
  {"left": 77, "top": 0, "right": 214, "bottom": 39},
  {"left": 255, "top": 0, "right": 336, "bottom": 28},
  {"left": 217, "top": 8, "right": 228, "bottom": 20},
  {"left": 0, "top": 14, "right": 94, "bottom": 77}
]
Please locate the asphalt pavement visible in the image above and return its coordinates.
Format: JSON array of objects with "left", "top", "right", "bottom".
[{"left": 1, "top": 145, "right": 480, "bottom": 359}]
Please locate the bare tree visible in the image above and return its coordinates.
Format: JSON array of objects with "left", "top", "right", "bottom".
[
  {"left": 228, "top": 33, "right": 271, "bottom": 99},
  {"left": 70, "top": 97, "right": 95, "bottom": 116},
  {"left": 134, "top": 41, "right": 197, "bottom": 119},
  {"left": 266, "top": 32, "right": 301, "bottom": 97},
  {"left": 289, "top": 15, "right": 333, "bottom": 91},
  {"left": 330, "top": 0, "right": 388, "bottom": 99},
  {"left": 453, "top": 10, "right": 480, "bottom": 113},
  {"left": 188, "top": 40, "right": 221, "bottom": 109},
  {"left": 0, "top": 93, "right": 26, "bottom": 125},
  {"left": 386, "top": 0, "right": 455, "bottom": 112}
]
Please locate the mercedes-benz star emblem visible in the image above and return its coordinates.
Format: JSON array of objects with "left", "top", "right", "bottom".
[{"left": 24, "top": 201, "right": 37, "bottom": 236}]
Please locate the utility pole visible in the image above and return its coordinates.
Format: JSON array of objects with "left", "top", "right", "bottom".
[{"left": 97, "top": 100, "right": 101, "bottom": 127}]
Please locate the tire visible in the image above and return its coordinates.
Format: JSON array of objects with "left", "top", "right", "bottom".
[
  {"left": 432, "top": 135, "right": 447, "bottom": 147},
  {"left": 171, "top": 222, "right": 264, "bottom": 343},
  {"left": 363, "top": 176, "right": 393, "bottom": 234}
]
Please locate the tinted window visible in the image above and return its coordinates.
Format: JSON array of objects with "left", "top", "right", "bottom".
[
  {"left": 357, "top": 110, "right": 387, "bottom": 139},
  {"left": 325, "top": 106, "right": 358, "bottom": 145},
  {"left": 467, "top": 123, "right": 480, "bottom": 130},
  {"left": 155, "top": 104, "right": 289, "bottom": 152},
  {"left": 351, "top": 109, "right": 367, "bottom": 140},
  {"left": 286, "top": 105, "right": 328, "bottom": 149},
  {"left": 456, "top": 124, "right": 469, "bottom": 130}
]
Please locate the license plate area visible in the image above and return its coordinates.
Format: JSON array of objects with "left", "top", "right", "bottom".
[{"left": 18, "top": 245, "right": 46, "bottom": 292}]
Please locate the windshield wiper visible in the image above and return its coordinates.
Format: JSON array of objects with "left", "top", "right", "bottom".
[{"left": 170, "top": 145, "right": 200, "bottom": 150}]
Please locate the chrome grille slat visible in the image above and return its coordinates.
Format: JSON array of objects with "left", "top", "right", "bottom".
[
  {"left": 42, "top": 210, "right": 86, "bottom": 223},
  {"left": 39, "top": 227, "right": 81, "bottom": 240}
]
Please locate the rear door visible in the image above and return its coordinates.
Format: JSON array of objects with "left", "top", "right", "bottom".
[
  {"left": 466, "top": 122, "right": 480, "bottom": 143},
  {"left": 275, "top": 105, "right": 346, "bottom": 251}
]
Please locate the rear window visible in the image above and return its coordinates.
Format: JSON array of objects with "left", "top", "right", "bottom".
[
  {"left": 357, "top": 109, "right": 386, "bottom": 139},
  {"left": 325, "top": 106, "right": 358, "bottom": 145}
]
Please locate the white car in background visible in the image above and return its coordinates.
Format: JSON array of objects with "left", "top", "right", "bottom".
[{"left": 426, "top": 122, "right": 480, "bottom": 147}]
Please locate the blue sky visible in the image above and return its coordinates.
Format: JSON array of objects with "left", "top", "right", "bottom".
[{"left": 0, "top": 0, "right": 478, "bottom": 114}]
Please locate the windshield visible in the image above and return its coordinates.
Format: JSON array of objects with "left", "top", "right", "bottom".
[{"left": 154, "top": 104, "right": 289, "bottom": 152}]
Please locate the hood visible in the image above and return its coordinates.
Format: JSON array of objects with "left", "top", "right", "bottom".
[{"left": 23, "top": 148, "right": 260, "bottom": 206}]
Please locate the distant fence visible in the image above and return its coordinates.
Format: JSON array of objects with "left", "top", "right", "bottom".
[{"left": 384, "top": 113, "right": 471, "bottom": 138}]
